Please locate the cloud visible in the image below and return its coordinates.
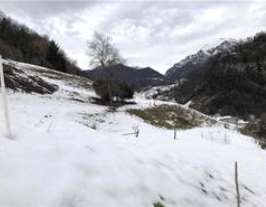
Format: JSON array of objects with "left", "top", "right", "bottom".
[
  {"left": 0, "top": 1, "right": 266, "bottom": 73},
  {"left": 0, "top": 1, "right": 94, "bottom": 18}
]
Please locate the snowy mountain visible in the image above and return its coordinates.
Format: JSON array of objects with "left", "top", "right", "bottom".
[
  {"left": 148, "top": 32, "right": 266, "bottom": 121},
  {"left": 0, "top": 59, "right": 266, "bottom": 207},
  {"left": 165, "top": 38, "right": 238, "bottom": 82},
  {"left": 200, "top": 38, "right": 237, "bottom": 54}
]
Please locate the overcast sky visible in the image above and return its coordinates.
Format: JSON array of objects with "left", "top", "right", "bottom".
[{"left": 0, "top": 0, "right": 266, "bottom": 73}]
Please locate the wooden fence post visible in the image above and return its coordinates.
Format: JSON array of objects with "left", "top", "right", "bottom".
[
  {"left": 0, "top": 56, "right": 12, "bottom": 138},
  {"left": 136, "top": 128, "right": 139, "bottom": 138},
  {"left": 235, "top": 161, "right": 240, "bottom": 207}
]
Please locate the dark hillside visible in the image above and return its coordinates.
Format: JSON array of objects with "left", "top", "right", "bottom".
[
  {"left": 153, "top": 32, "right": 266, "bottom": 120},
  {"left": 82, "top": 64, "right": 166, "bottom": 89},
  {"left": 0, "top": 13, "right": 79, "bottom": 75}
]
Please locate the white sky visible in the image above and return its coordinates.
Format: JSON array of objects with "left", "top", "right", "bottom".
[{"left": 0, "top": 0, "right": 266, "bottom": 73}]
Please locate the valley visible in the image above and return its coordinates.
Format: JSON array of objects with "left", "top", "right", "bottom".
[{"left": 0, "top": 3, "right": 266, "bottom": 206}]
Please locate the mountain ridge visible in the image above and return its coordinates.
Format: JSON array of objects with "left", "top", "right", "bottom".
[
  {"left": 82, "top": 63, "right": 167, "bottom": 89},
  {"left": 145, "top": 32, "right": 266, "bottom": 120},
  {"left": 165, "top": 38, "right": 238, "bottom": 82}
]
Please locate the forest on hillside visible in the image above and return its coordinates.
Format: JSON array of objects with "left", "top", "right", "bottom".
[{"left": 0, "top": 13, "right": 80, "bottom": 75}]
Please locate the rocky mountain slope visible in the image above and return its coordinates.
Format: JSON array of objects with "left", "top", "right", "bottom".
[
  {"left": 165, "top": 38, "right": 238, "bottom": 83},
  {"left": 149, "top": 33, "right": 266, "bottom": 121},
  {"left": 82, "top": 64, "right": 166, "bottom": 89}
]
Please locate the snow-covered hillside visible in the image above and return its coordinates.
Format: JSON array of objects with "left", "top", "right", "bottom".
[
  {"left": 200, "top": 38, "right": 237, "bottom": 54},
  {"left": 0, "top": 61, "right": 265, "bottom": 207},
  {"left": 165, "top": 38, "right": 238, "bottom": 81}
]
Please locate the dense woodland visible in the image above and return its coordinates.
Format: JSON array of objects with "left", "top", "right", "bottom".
[{"left": 0, "top": 13, "right": 80, "bottom": 75}]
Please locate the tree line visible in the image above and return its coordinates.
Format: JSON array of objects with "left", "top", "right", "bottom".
[{"left": 0, "top": 14, "right": 80, "bottom": 75}]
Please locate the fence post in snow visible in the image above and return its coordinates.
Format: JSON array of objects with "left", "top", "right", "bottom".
[
  {"left": 235, "top": 161, "right": 241, "bottom": 207},
  {"left": 0, "top": 55, "right": 12, "bottom": 139}
]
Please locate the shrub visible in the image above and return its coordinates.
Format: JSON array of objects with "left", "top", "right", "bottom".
[
  {"left": 93, "top": 79, "right": 134, "bottom": 103},
  {"left": 113, "top": 82, "right": 134, "bottom": 100},
  {"left": 153, "top": 202, "right": 166, "bottom": 207}
]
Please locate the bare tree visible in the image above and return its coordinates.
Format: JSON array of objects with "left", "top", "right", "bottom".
[
  {"left": 87, "top": 32, "right": 125, "bottom": 104},
  {"left": 87, "top": 32, "right": 124, "bottom": 68}
]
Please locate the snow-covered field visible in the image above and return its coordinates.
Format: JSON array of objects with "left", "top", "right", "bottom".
[{"left": 0, "top": 62, "right": 266, "bottom": 207}]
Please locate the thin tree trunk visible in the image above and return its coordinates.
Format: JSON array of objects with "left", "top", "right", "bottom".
[
  {"left": 103, "top": 65, "right": 113, "bottom": 104},
  {"left": 107, "top": 66, "right": 114, "bottom": 105},
  {"left": 107, "top": 80, "right": 113, "bottom": 104}
]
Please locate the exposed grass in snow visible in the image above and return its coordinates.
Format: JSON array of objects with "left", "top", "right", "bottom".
[
  {"left": 240, "top": 121, "right": 266, "bottom": 149},
  {"left": 127, "top": 104, "right": 215, "bottom": 129}
]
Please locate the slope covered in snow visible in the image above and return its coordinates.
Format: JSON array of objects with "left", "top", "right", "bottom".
[
  {"left": 0, "top": 61, "right": 265, "bottom": 207},
  {"left": 165, "top": 38, "right": 237, "bottom": 82},
  {"left": 200, "top": 38, "right": 237, "bottom": 54}
]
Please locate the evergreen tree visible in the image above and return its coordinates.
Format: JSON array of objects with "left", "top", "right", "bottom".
[{"left": 46, "top": 41, "right": 66, "bottom": 72}]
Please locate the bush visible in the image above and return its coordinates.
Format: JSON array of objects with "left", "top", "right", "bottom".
[
  {"left": 93, "top": 79, "right": 134, "bottom": 103},
  {"left": 153, "top": 202, "right": 166, "bottom": 207},
  {"left": 113, "top": 82, "right": 134, "bottom": 100}
]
